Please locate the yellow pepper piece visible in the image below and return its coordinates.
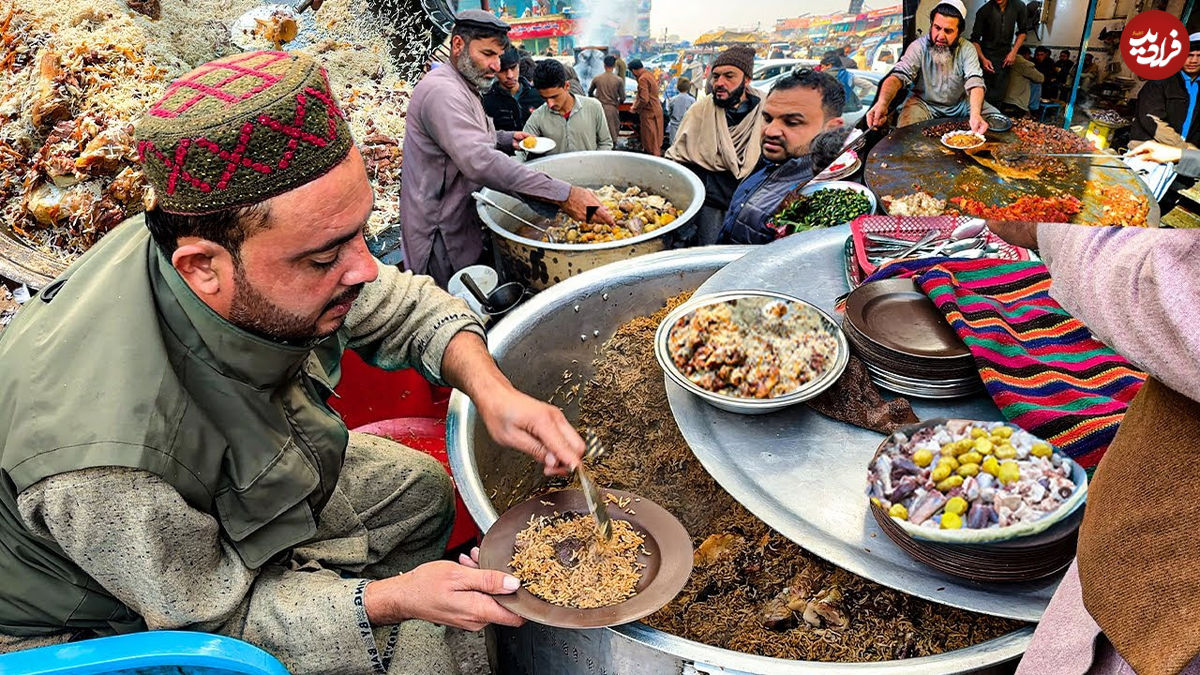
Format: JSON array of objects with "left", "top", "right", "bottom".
[
  {"left": 941, "top": 512, "right": 963, "bottom": 529},
  {"left": 995, "top": 446, "right": 1018, "bottom": 460},
  {"left": 912, "top": 449, "right": 934, "bottom": 467},
  {"left": 1031, "top": 442, "right": 1052, "bottom": 458},
  {"left": 936, "top": 475, "right": 964, "bottom": 492},
  {"left": 994, "top": 426, "right": 1013, "bottom": 438},
  {"left": 945, "top": 496, "right": 968, "bottom": 515},
  {"left": 982, "top": 456, "right": 1000, "bottom": 476},
  {"left": 957, "top": 462, "right": 980, "bottom": 477},
  {"left": 930, "top": 464, "right": 952, "bottom": 482},
  {"left": 659, "top": 213, "right": 676, "bottom": 226},
  {"left": 973, "top": 438, "right": 994, "bottom": 454},
  {"left": 998, "top": 461, "right": 1020, "bottom": 485},
  {"left": 889, "top": 503, "right": 909, "bottom": 520},
  {"left": 959, "top": 451, "right": 982, "bottom": 465},
  {"left": 970, "top": 427, "right": 987, "bottom": 439}
]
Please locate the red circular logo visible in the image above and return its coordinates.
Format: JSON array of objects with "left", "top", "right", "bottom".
[{"left": 1121, "top": 11, "right": 1190, "bottom": 80}]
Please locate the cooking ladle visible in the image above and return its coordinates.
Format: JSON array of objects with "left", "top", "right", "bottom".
[
  {"left": 460, "top": 273, "right": 493, "bottom": 310},
  {"left": 471, "top": 192, "right": 559, "bottom": 243}
]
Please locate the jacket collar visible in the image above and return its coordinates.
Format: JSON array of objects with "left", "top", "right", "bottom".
[{"left": 151, "top": 244, "right": 326, "bottom": 389}]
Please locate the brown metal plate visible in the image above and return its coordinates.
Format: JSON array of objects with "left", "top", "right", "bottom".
[
  {"left": 864, "top": 118, "right": 1160, "bottom": 227},
  {"left": 477, "top": 488, "right": 693, "bottom": 629},
  {"left": 844, "top": 278, "right": 970, "bottom": 359}
]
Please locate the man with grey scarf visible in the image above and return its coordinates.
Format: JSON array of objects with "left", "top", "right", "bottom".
[
  {"left": 666, "top": 45, "right": 766, "bottom": 246},
  {"left": 866, "top": 0, "right": 997, "bottom": 134}
]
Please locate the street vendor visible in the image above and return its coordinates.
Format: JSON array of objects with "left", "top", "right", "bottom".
[
  {"left": 0, "top": 50, "right": 588, "bottom": 674},
  {"left": 587, "top": 54, "right": 625, "bottom": 144},
  {"left": 866, "top": 0, "right": 995, "bottom": 134},
  {"left": 1131, "top": 32, "right": 1200, "bottom": 149},
  {"left": 666, "top": 45, "right": 766, "bottom": 245},
  {"left": 717, "top": 69, "right": 846, "bottom": 245},
  {"left": 984, "top": 220, "right": 1200, "bottom": 675},
  {"left": 401, "top": 10, "right": 613, "bottom": 287}
]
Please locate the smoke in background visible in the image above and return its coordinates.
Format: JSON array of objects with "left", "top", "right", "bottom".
[{"left": 572, "top": 0, "right": 642, "bottom": 91}]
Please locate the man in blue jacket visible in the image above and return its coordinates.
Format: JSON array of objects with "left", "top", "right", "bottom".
[{"left": 718, "top": 69, "right": 846, "bottom": 245}]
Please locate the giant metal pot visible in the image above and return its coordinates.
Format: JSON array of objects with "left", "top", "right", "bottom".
[
  {"left": 447, "top": 247, "right": 1033, "bottom": 674},
  {"left": 475, "top": 151, "right": 704, "bottom": 290}
]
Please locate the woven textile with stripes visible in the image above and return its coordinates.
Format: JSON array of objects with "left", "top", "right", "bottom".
[{"left": 863, "top": 258, "right": 1145, "bottom": 470}]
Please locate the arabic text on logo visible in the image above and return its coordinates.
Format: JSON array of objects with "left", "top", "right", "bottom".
[{"left": 1121, "top": 11, "right": 1189, "bottom": 80}]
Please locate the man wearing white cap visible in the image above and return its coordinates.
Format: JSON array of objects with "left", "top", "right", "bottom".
[
  {"left": 866, "top": 0, "right": 997, "bottom": 134},
  {"left": 1131, "top": 32, "right": 1200, "bottom": 149}
]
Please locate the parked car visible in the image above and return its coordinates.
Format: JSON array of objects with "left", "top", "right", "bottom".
[{"left": 752, "top": 58, "right": 813, "bottom": 82}]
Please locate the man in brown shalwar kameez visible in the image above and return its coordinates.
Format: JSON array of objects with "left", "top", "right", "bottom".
[
  {"left": 0, "top": 49, "right": 589, "bottom": 675},
  {"left": 630, "top": 59, "right": 664, "bottom": 157}
]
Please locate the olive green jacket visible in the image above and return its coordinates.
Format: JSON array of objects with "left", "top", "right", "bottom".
[{"left": 0, "top": 216, "right": 483, "bottom": 637}]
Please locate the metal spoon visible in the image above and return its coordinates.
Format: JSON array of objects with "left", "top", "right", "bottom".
[
  {"left": 578, "top": 431, "right": 613, "bottom": 541},
  {"left": 471, "top": 191, "right": 559, "bottom": 243}
]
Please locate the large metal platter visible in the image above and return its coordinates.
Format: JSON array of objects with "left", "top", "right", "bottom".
[
  {"left": 666, "top": 225, "right": 1059, "bottom": 622},
  {"left": 863, "top": 118, "right": 1160, "bottom": 227}
]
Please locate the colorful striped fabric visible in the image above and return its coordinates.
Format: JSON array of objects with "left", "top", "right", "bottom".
[{"left": 861, "top": 258, "right": 1145, "bottom": 470}]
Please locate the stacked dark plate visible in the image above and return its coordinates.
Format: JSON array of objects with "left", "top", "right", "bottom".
[
  {"left": 842, "top": 278, "right": 983, "bottom": 399},
  {"left": 869, "top": 501, "right": 1082, "bottom": 582}
]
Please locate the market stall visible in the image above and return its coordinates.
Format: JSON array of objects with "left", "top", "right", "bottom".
[
  {"left": 863, "top": 119, "right": 1158, "bottom": 227},
  {"left": 448, "top": 245, "right": 1035, "bottom": 674}
]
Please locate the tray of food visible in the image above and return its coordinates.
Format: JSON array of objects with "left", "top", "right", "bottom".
[
  {"left": 941, "top": 130, "right": 986, "bottom": 150},
  {"left": 654, "top": 290, "right": 850, "bottom": 414},
  {"left": 864, "top": 118, "right": 1159, "bottom": 231},
  {"left": 769, "top": 180, "right": 877, "bottom": 235},
  {"left": 867, "top": 419, "right": 1087, "bottom": 544},
  {"left": 478, "top": 488, "right": 692, "bottom": 628},
  {"left": 514, "top": 185, "right": 682, "bottom": 244}
]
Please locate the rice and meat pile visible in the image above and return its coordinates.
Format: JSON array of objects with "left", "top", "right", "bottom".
[
  {"left": 534, "top": 293, "right": 1023, "bottom": 661},
  {"left": 509, "top": 512, "right": 645, "bottom": 609},
  {"left": 0, "top": 0, "right": 429, "bottom": 263}
]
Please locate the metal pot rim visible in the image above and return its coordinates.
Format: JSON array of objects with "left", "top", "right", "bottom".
[{"left": 477, "top": 151, "right": 705, "bottom": 252}]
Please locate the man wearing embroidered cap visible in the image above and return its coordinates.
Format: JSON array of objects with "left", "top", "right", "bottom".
[
  {"left": 402, "top": 10, "right": 613, "bottom": 287},
  {"left": 0, "top": 50, "right": 588, "bottom": 673},
  {"left": 866, "top": 0, "right": 997, "bottom": 134}
]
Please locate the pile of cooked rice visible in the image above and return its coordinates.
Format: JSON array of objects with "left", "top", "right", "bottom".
[{"left": 509, "top": 512, "right": 645, "bottom": 609}]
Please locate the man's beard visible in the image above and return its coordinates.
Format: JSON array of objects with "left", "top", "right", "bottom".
[
  {"left": 931, "top": 41, "right": 956, "bottom": 70},
  {"left": 228, "top": 262, "right": 361, "bottom": 343},
  {"left": 455, "top": 49, "right": 497, "bottom": 93},
  {"left": 713, "top": 82, "right": 746, "bottom": 109}
]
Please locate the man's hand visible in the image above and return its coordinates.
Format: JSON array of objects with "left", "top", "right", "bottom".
[
  {"left": 363, "top": 561, "right": 525, "bottom": 632},
  {"left": 866, "top": 102, "right": 889, "bottom": 129},
  {"left": 986, "top": 220, "right": 1039, "bottom": 250},
  {"left": 969, "top": 112, "right": 989, "bottom": 135},
  {"left": 441, "top": 332, "right": 586, "bottom": 475},
  {"left": 512, "top": 131, "right": 532, "bottom": 150},
  {"left": 980, "top": 55, "right": 995, "bottom": 73},
  {"left": 476, "top": 387, "right": 585, "bottom": 475},
  {"left": 1126, "top": 140, "right": 1183, "bottom": 165},
  {"left": 1002, "top": 50, "right": 1016, "bottom": 68},
  {"left": 559, "top": 185, "right": 616, "bottom": 227}
]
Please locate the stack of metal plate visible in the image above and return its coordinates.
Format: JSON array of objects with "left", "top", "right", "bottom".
[{"left": 842, "top": 278, "right": 983, "bottom": 399}]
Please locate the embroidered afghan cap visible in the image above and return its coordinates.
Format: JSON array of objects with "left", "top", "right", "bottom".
[{"left": 135, "top": 50, "right": 353, "bottom": 215}]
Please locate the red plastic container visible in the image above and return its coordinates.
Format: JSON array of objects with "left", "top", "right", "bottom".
[{"left": 330, "top": 351, "right": 478, "bottom": 552}]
